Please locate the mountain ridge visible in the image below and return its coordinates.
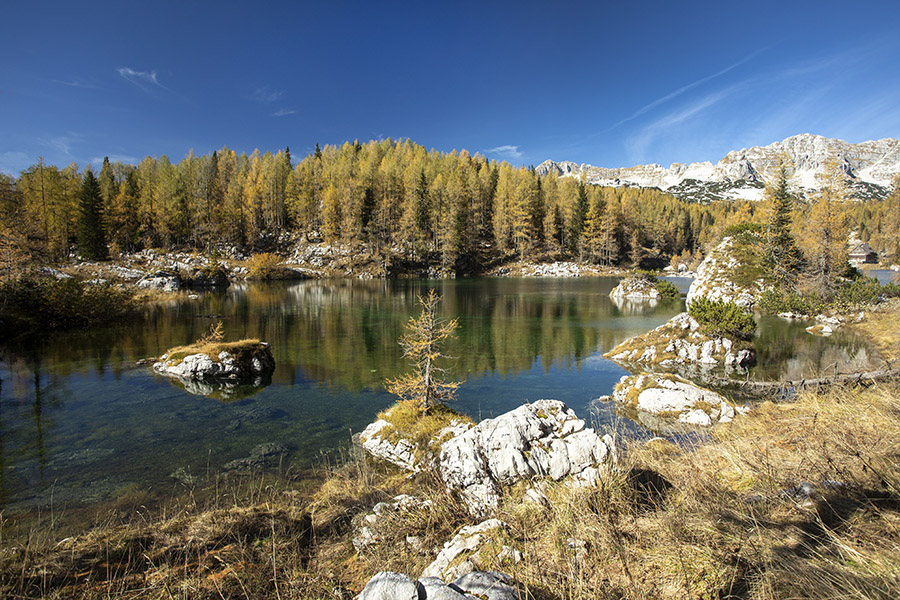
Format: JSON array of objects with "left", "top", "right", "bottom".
[{"left": 537, "top": 134, "right": 900, "bottom": 202}]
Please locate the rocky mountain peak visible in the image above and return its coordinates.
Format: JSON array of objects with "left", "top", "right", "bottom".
[{"left": 539, "top": 134, "right": 899, "bottom": 202}]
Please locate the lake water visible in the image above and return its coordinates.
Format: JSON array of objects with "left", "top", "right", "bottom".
[{"left": 0, "top": 277, "right": 878, "bottom": 518}]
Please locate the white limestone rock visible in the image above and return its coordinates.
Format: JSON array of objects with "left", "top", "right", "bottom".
[
  {"left": 136, "top": 270, "right": 182, "bottom": 292},
  {"left": 609, "top": 277, "right": 661, "bottom": 301},
  {"left": 352, "top": 494, "right": 434, "bottom": 552},
  {"left": 421, "top": 519, "right": 510, "bottom": 580},
  {"left": 438, "top": 399, "right": 613, "bottom": 515},
  {"left": 604, "top": 312, "right": 756, "bottom": 369},
  {"left": 359, "top": 570, "right": 519, "bottom": 600},
  {"left": 686, "top": 237, "right": 764, "bottom": 310},
  {"left": 153, "top": 344, "right": 274, "bottom": 382},
  {"left": 612, "top": 373, "right": 737, "bottom": 432},
  {"left": 358, "top": 400, "right": 616, "bottom": 516}
]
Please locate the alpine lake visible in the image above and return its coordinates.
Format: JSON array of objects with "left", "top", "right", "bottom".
[{"left": 0, "top": 276, "right": 880, "bottom": 526}]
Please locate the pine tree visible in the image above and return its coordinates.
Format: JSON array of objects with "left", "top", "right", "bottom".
[
  {"left": 765, "top": 157, "right": 802, "bottom": 286},
  {"left": 76, "top": 169, "right": 108, "bottom": 260},
  {"left": 568, "top": 182, "right": 588, "bottom": 256}
]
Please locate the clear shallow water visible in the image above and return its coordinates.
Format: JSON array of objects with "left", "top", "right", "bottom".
[{"left": 0, "top": 277, "right": 877, "bottom": 516}]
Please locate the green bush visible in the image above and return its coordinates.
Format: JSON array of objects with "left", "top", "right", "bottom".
[
  {"left": 759, "top": 276, "right": 900, "bottom": 316},
  {"left": 688, "top": 296, "right": 757, "bottom": 341},
  {"left": 722, "top": 222, "right": 764, "bottom": 239},
  {"left": 633, "top": 269, "right": 679, "bottom": 299},
  {"left": 758, "top": 288, "right": 825, "bottom": 316},
  {"left": 655, "top": 279, "right": 680, "bottom": 299},
  {"left": 0, "top": 275, "right": 136, "bottom": 336}
]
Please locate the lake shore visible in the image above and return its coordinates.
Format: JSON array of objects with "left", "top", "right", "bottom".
[{"left": 3, "top": 300, "right": 899, "bottom": 599}]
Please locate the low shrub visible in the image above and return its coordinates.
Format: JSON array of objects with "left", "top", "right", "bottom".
[
  {"left": 246, "top": 252, "right": 284, "bottom": 279},
  {"left": 759, "top": 276, "right": 900, "bottom": 316},
  {"left": 688, "top": 296, "right": 756, "bottom": 341},
  {"left": 633, "top": 269, "right": 679, "bottom": 299},
  {"left": 758, "top": 287, "right": 825, "bottom": 316},
  {"left": 722, "top": 222, "right": 764, "bottom": 238},
  {"left": 654, "top": 278, "right": 679, "bottom": 299}
]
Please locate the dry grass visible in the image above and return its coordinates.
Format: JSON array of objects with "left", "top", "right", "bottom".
[
  {"left": 473, "top": 383, "right": 900, "bottom": 599},
  {"left": 848, "top": 298, "right": 900, "bottom": 364},
  {"left": 162, "top": 339, "right": 265, "bottom": 365},
  {"left": 3, "top": 384, "right": 899, "bottom": 599}
]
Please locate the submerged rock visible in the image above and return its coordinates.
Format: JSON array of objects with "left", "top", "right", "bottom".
[
  {"left": 222, "top": 442, "right": 290, "bottom": 471},
  {"left": 604, "top": 312, "right": 756, "bottom": 370},
  {"left": 607, "top": 373, "right": 737, "bottom": 433}
]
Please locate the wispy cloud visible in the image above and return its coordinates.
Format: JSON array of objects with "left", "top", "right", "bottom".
[
  {"left": 253, "top": 87, "right": 284, "bottom": 103},
  {"left": 37, "top": 134, "right": 79, "bottom": 156},
  {"left": 485, "top": 145, "right": 523, "bottom": 159},
  {"left": 626, "top": 87, "right": 736, "bottom": 163},
  {"left": 0, "top": 151, "right": 30, "bottom": 175},
  {"left": 117, "top": 67, "right": 167, "bottom": 91},
  {"left": 610, "top": 48, "right": 766, "bottom": 132},
  {"left": 53, "top": 78, "right": 100, "bottom": 89},
  {"left": 272, "top": 108, "right": 297, "bottom": 117}
]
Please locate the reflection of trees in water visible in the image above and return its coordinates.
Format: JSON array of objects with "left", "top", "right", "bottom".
[
  {"left": 0, "top": 279, "right": 684, "bottom": 394},
  {"left": 754, "top": 317, "right": 874, "bottom": 380},
  {"left": 0, "top": 348, "right": 69, "bottom": 504}
]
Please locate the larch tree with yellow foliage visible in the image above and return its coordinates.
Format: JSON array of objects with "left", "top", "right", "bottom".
[
  {"left": 802, "top": 160, "right": 851, "bottom": 295},
  {"left": 386, "top": 289, "right": 461, "bottom": 412}
]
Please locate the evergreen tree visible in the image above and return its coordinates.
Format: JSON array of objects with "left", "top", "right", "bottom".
[
  {"left": 568, "top": 182, "right": 588, "bottom": 255},
  {"left": 76, "top": 169, "right": 108, "bottom": 260},
  {"left": 765, "top": 158, "right": 802, "bottom": 286}
]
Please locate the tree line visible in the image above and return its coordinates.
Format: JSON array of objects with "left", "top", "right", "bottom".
[{"left": 1, "top": 138, "right": 898, "bottom": 274}]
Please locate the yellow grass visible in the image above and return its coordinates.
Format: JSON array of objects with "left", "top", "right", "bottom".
[
  {"left": 848, "top": 298, "right": 900, "bottom": 364},
  {"left": 162, "top": 338, "right": 264, "bottom": 364}
]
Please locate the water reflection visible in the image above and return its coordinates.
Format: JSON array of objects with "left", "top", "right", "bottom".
[{"left": 0, "top": 277, "right": 878, "bottom": 516}]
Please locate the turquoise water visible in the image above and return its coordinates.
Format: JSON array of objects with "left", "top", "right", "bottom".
[{"left": 0, "top": 277, "right": 876, "bottom": 516}]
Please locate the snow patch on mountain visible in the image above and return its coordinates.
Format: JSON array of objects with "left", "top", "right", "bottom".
[{"left": 537, "top": 134, "right": 899, "bottom": 202}]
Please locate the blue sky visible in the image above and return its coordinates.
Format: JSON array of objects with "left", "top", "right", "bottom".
[{"left": 2, "top": 0, "right": 900, "bottom": 175}]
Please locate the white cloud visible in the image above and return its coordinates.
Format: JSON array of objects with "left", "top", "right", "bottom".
[
  {"left": 117, "top": 67, "right": 166, "bottom": 91},
  {"left": 626, "top": 87, "right": 736, "bottom": 163},
  {"left": 53, "top": 78, "right": 99, "bottom": 89},
  {"left": 253, "top": 87, "right": 284, "bottom": 103},
  {"left": 609, "top": 48, "right": 766, "bottom": 132},
  {"left": 38, "top": 134, "right": 78, "bottom": 156},
  {"left": 272, "top": 108, "right": 297, "bottom": 117},
  {"left": 485, "top": 145, "right": 523, "bottom": 159}
]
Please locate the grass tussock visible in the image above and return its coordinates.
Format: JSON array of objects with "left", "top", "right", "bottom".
[
  {"left": 375, "top": 400, "right": 474, "bottom": 463},
  {"left": 163, "top": 339, "right": 266, "bottom": 364}
]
